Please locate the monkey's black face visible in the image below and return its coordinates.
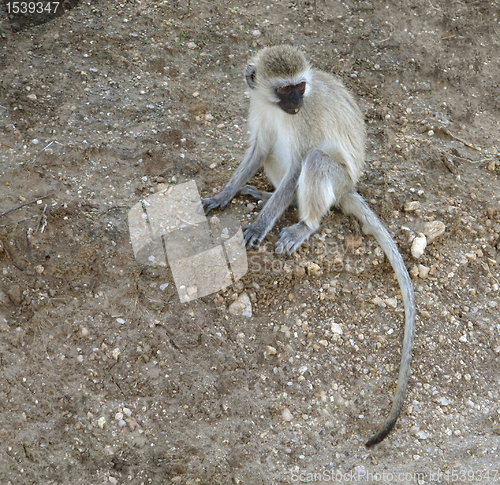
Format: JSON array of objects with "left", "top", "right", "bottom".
[{"left": 276, "top": 82, "right": 306, "bottom": 115}]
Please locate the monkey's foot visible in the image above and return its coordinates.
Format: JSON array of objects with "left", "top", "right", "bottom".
[
  {"left": 275, "top": 222, "right": 315, "bottom": 255},
  {"left": 243, "top": 221, "right": 268, "bottom": 249},
  {"left": 201, "top": 192, "right": 233, "bottom": 215},
  {"left": 238, "top": 185, "right": 272, "bottom": 203}
]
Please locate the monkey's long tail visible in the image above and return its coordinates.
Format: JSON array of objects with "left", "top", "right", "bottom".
[{"left": 339, "top": 190, "right": 416, "bottom": 448}]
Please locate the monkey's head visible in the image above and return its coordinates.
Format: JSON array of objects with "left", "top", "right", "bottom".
[{"left": 246, "top": 45, "right": 311, "bottom": 115}]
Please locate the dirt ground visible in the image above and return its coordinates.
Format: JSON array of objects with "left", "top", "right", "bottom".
[{"left": 1, "top": 0, "right": 500, "bottom": 483}]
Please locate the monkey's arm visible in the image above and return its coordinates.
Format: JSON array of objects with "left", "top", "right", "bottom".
[
  {"left": 201, "top": 144, "right": 265, "bottom": 214},
  {"left": 244, "top": 167, "right": 300, "bottom": 249}
]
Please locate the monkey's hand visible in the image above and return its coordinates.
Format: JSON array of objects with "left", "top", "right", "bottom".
[
  {"left": 201, "top": 192, "right": 233, "bottom": 215},
  {"left": 275, "top": 222, "right": 314, "bottom": 255},
  {"left": 243, "top": 221, "right": 268, "bottom": 250}
]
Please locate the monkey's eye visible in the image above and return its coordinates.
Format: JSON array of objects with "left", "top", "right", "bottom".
[
  {"left": 282, "top": 85, "right": 290, "bottom": 91},
  {"left": 296, "top": 82, "right": 304, "bottom": 88}
]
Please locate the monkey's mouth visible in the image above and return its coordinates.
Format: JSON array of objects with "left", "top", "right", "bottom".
[{"left": 284, "top": 107, "right": 300, "bottom": 115}]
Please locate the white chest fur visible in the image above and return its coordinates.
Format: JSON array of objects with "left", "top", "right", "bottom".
[{"left": 250, "top": 105, "right": 297, "bottom": 188}]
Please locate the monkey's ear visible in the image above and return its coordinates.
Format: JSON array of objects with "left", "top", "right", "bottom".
[{"left": 245, "top": 64, "right": 256, "bottom": 89}]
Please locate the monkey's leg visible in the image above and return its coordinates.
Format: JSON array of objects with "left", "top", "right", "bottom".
[
  {"left": 276, "top": 148, "right": 353, "bottom": 254},
  {"left": 238, "top": 185, "right": 273, "bottom": 203},
  {"left": 243, "top": 168, "right": 300, "bottom": 249},
  {"left": 202, "top": 145, "right": 265, "bottom": 214}
]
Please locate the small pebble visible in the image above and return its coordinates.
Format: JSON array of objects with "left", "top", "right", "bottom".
[
  {"left": 116, "top": 318, "right": 125, "bottom": 324},
  {"left": 418, "top": 264, "right": 430, "bottom": 278},
  {"left": 404, "top": 201, "right": 421, "bottom": 212},
  {"left": 123, "top": 407, "right": 132, "bottom": 417},
  {"left": 115, "top": 412, "right": 124, "bottom": 421},
  {"left": 80, "top": 327, "right": 89, "bottom": 338},
  {"left": 386, "top": 297, "right": 397, "bottom": 308},
  {"left": 111, "top": 348, "right": 120, "bottom": 360},
  {"left": 264, "top": 345, "right": 277, "bottom": 358},
  {"left": 422, "top": 221, "right": 446, "bottom": 244},
  {"left": 126, "top": 417, "right": 138, "bottom": 431},
  {"left": 97, "top": 417, "right": 106, "bottom": 429},
  {"left": 282, "top": 408, "right": 293, "bottom": 422},
  {"left": 305, "top": 262, "right": 322, "bottom": 277},
  {"left": 228, "top": 292, "right": 252, "bottom": 318},
  {"left": 118, "top": 419, "right": 127, "bottom": 428},
  {"left": 411, "top": 235, "right": 427, "bottom": 258}
]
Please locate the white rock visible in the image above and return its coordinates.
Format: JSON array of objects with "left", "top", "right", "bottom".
[
  {"left": 404, "top": 201, "right": 421, "bottom": 212},
  {"left": 372, "top": 296, "right": 385, "bottom": 307},
  {"left": 305, "top": 262, "right": 322, "bottom": 277},
  {"left": 422, "top": 221, "right": 446, "bottom": 244},
  {"left": 97, "top": 417, "right": 106, "bottom": 429},
  {"left": 264, "top": 346, "right": 277, "bottom": 358},
  {"left": 386, "top": 297, "right": 397, "bottom": 308},
  {"left": 228, "top": 292, "right": 252, "bottom": 318},
  {"left": 331, "top": 323, "right": 343, "bottom": 335},
  {"left": 436, "top": 397, "right": 451, "bottom": 406},
  {"left": 416, "top": 430, "right": 429, "bottom": 440},
  {"left": 282, "top": 408, "right": 293, "bottom": 422},
  {"left": 418, "top": 264, "right": 430, "bottom": 278},
  {"left": 411, "top": 235, "right": 427, "bottom": 259}
]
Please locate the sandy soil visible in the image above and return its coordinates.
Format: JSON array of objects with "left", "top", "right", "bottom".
[{"left": 1, "top": 1, "right": 500, "bottom": 484}]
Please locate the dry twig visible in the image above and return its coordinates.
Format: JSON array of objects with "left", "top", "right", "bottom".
[
  {"left": 437, "top": 128, "right": 482, "bottom": 152},
  {"left": 0, "top": 193, "right": 54, "bottom": 219},
  {"left": 24, "top": 219, "right": 37, "bottom": 281}
]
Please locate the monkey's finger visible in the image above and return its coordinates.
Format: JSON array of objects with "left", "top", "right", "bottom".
[
  {"left": 243, "top": 226, "right": 264, "bottom": 249},
  {"left": 200, "top": 198, "right": 220, "bottom": 215},
  {"left": 275, "top": 233, "right": 291, "bottom": 254}
]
